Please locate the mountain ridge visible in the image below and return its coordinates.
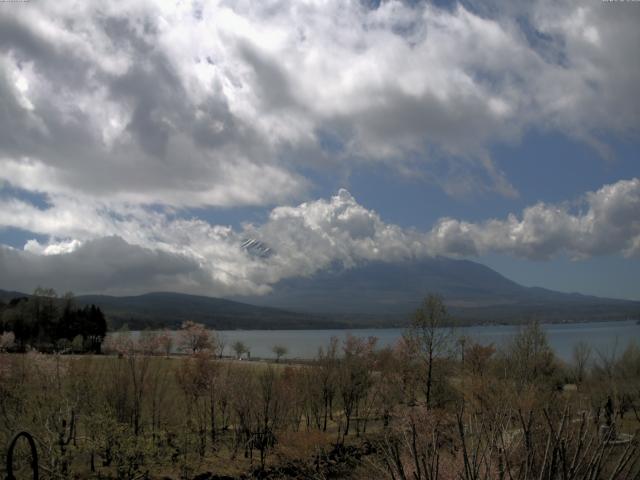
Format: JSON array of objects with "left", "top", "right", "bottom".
[
  {"left": 231, "top": 257, "right": 640, "bottom": 323},
  {"left": 2, "top": 257, "right": 639, "bottom": 328},
  {"left": 0, "top": 289, "right": 345, "bottom": 330}
]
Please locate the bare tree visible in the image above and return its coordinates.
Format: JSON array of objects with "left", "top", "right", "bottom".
[
  {"left": 157, "top": 329, "right": 173, "bottom": 357},
  {"left": 317, "top": 336, "right": 339, "bottom": 431},
  {"left": 0, "top": 331, "right": 15, "bottom": 352},
  {"left": 176, "top": 351, "right": 219, "bottom": 455},
  {"left": 572, "top": 340, "right": 592, "bottom": 386},
  {"left": 216, "top": 333, "right": 227, "bottom": 358},
  {"left": 405, "top": 294, "right": 452, "bottom": 408},
  {"left": 178, "top": 321, "right": 215, "bottom": 354},
  {"left": 253, "top": 366, "right": 284, "bottom": 469},
  {"left": 232, "top": 340, "right": 249, "bottom": 359},
  {"left": 338, "top": 335, "right": 377, "bottom": 436},
  {"left": 504, "top": 322, "right": 556, "bottom": 388},
  {"left": 465, "top": 341, "right": 495, "bottom": 377},
  {"left": 271, "top": 345, "right": 288, "bottom": 362},
  {"left": 128, "top": 338, "right": 152, "bottom": 436}
]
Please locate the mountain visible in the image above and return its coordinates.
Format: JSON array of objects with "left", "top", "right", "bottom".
[
  {"left": 0, "top": 289, "right": 28, "bottom": 302},
  {"left": 76, "top": 292, "right": 351, "bottom": 330},
  {"left": 231, "top": 257, "right": 640, "bottom": 325},
  {"left": 2, "top": 257, "right": 638, "bottom": 328},
  {"left": 241, "top": 238, "right": 274, "bottom": 258},
  {"left": 0, "top": 290, "right": 344, "bottom": 330}
]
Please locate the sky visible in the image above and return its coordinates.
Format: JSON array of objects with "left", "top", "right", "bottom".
[{"left": 0, "top": 0, "right": 639, "bottom": 300}]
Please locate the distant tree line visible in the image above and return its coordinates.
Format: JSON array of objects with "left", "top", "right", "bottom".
[{"left": 0, "top": 287, "right": 107, "bottom": 353}]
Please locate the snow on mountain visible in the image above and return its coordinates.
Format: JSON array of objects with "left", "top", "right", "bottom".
[{"left": 241, "top": 238, "right": 273, "bottom": 258}]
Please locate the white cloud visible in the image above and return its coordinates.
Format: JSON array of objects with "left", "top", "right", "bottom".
[
  {"left": 24, "top": 238, "right": 82, "bottom": 255},
  {"left": 425, "top": 178, "right": 640, "bottom": 260},
  {"left": 1, "top": 179, "right": 638, "bottom": 295},
  {"left": 0, "top": 0, "right": 638, "bottom": 208},
  {"left": 1, "top": 0, "right": 639, "bottom": 295}
]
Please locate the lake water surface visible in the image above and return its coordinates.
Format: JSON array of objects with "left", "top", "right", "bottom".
[{"left": 122, "top": 320, "right": 640, "bottom": 362}]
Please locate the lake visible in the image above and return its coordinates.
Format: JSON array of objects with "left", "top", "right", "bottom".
[{"left": 119, "top": 319, "right": 640, "bottom": 362}]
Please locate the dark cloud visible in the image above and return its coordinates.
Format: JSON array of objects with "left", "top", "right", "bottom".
[
  {"left": 0, "top": 236, "right": 213, "bottom": 295},
  {"left": 1, "top": 1, "right": 639, "bottom": 207},
  {"left": 239, "top": 41, "right": 297, "bottom": 110},
  {"left": 0, "top": 0, "right": 639, "bottom": 295},
  {"left": 1, "top": 178, "right": 639, "bottom": 295},
  {"left": 0, "top": 3, "right": 303, "bottom": 206}
]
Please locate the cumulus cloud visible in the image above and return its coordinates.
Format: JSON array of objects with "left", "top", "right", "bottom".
[
  {"left": 0, "top": 179, "right": 639, "bottom": 295},
  {"left": 0, "top": 0, "right": 638, "bottom": 207},
  {"left": 426, "top": 178, "right": 640, "bottom": 259}
]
